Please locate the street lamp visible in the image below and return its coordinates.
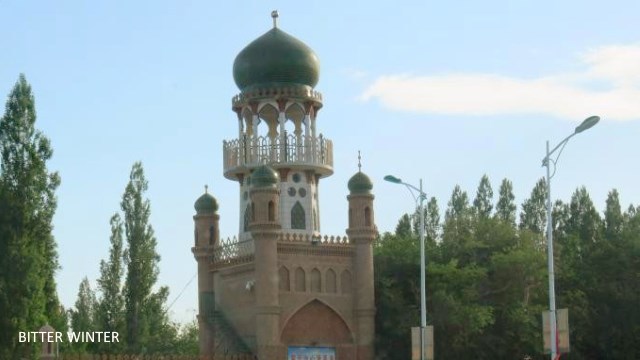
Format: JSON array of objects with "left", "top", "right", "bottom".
[
  {"left": 384, "top": 175, "right": 428, "bottom": 360},
  {"left": 541, "top": 115, "right": 599, "bottom": 360}
]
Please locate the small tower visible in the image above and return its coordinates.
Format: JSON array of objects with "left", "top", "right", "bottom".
[
  {"left": 249, "top": 165, "right": 282, "bottom": 359},
  {"left": 39, "top": 324, "right": 56, "bottom": 360},
  {"left": 192, "top": 186, "right": 219, "bottom": 355},
  {"left": 346, "top": 164, "right": 376, "bottom": 360}
]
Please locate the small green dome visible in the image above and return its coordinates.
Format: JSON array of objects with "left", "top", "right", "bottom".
[
  {"left": 348, "top": 171, "right": 373, "bottom": 194},
  {"left": 252, "top": 165, "right": 279, "bottom": 187},
  {"left": 233, "top": 27, "right": 320, "bottom": 91},
  {"left": 194, "top": 191, "right": 218, "bottom": 214}
]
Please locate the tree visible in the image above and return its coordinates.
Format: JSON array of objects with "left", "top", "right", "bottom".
[
  {"left": 0, "top": 74, "right": 62, "bottom": 358},
  {"left": 121, "top": 162, "right": 163, "bottom": 352},
  {"left": 413, "top": 196, "right": 440, "bottom": 244},
  {"left": 604, "top": 189, "right": 623, "bottom": 240},
  {"left": 69, "top": 278, "right": 97, "bottom": 353},
  {"left": 395, "top": 213, "right": 412, "bottom": 238},
  {"left": 95, "top": 214, "right": 126, "bottom": 353},
  {"left": 445, "top": 185, "right": 470, "bottom": 221},
  {"left": 519, "top": 178, "right": 548, "bottom": 249},
  {"left": 473, "top": 174, "right": 493, "bottom": 219},
  {"left": 495, "top": 178, "right": 516, "bottom": 227}
]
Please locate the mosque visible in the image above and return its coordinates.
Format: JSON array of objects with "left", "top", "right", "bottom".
[{"left": 191, "top": 11, "right": 376, "bottom": 359}]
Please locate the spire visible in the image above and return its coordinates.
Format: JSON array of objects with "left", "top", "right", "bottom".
[
  {"left": 205, "top": 184, "right": 209, "bottom": 194},
  {"left": 271, "top": 10, "right": 279, "bottom": 28},
  {"left": 358, "top": 150, "right": 362, "bottom": 172}
]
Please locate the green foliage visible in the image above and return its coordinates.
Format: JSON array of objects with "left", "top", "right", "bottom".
[
  {"left": 120, "top": 162, "right": 163, "bottom": 352},
  {"left": 0, "top": 74, "right": 61, "bottom": 359},
  {"left": 94, "top": 214, "right": 126, "bottom": 353},
  {"left": 495, "top": 178, "right": 516, "bottom": 226},
  {"left": 69, "top": 278, "right": 97, "bottom": 353},
  {"left": 473, "top": 174, "right": 494, "bottom": 218},
  {"left": 376, "top": 179, "right": 640, "bottom": 359},
  {"left": 519, "top": 178, "right": 547, "bottom": 235}
]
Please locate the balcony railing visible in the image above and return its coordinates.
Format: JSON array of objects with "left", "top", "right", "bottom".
[{"left": 223, "top": 134, "right": 333, "bottom": 174}]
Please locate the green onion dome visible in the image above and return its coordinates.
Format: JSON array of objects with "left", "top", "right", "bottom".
[
  {"left": 194, "top": 190, "right": 218, "bottom": 214},
  {"left": 251, "top": 165, "right": 279, "bottom": 188},
  {"left": 233, "top": 25, "right": 320, "bottom": 91},
  {"left": 348, "top": 171, "right": 373, "bottom": 194}
]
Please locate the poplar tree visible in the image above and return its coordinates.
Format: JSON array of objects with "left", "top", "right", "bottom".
[
  {"left": 473, "top": 174, "right": 494, "bottom": 218},
  {"left": 0, "top": 74, "right": 62, "bottom": 358},
  {"left": 95, "top": 214, "right": 126, "bottom": 352},
  {"left": 121, "top": 162, "right": 161, "bottom": 352},
  {"left": 519, "top": 178, "right": 548, "bottom": 236},
  {"left": 69, "top": 278, "right": 96, "bottom": 353},
  {"left": 494, "top": 178, "right": 516, "bottom": 227}
]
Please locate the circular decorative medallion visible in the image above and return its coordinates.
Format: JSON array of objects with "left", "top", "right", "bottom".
[
  {"left": 299, "top": 188, "right": 307, "bottom": 198},
  {"left": 288, "top": 187, "right": 296, "bottom": 197},
  {"left": 292, "top": 173, "right": 301, "bottom": 183}
]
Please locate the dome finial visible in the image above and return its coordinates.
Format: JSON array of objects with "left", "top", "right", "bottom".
[
  {"left": 358, "top": 150, "right": 362, "bottom": 172},
  {"left": 205, "top": 184, "right": 208, "bottom": 194},
  {"left": 271, "top": 10, "right": 279, "bottom": 28}
]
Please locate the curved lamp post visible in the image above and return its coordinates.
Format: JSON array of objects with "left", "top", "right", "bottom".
[
  {"left": 384, "top": 175, "right": 427, "bottom": 360},
  {"left": 541, "top": 115, "right": 599, "bottom": 360}
]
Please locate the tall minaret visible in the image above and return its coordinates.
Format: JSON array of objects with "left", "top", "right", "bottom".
[
  {"left": 248, "top": 165, "right": 282, "bottom": 359},
  {"left": 346, "top": 158, "right": 376, "bottom": 360},
  {"left": 191, "top": 187, "right": 219, "bottom": 355},
  {"left": 223, "top": 10, "right": 331, "bottom": 241}
]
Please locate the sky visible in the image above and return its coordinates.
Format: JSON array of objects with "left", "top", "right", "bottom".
[{"left": 1, "top": 0, "right": 639, "bottom": 325}]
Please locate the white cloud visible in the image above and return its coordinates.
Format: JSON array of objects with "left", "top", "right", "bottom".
[{"left": 360, "top": 44, "right": 640, "bottom": 121}]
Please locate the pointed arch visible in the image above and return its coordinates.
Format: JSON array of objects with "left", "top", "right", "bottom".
[
  {"left": 341, "top": 270, "right": 352, "bottom": 294},
  {"left": 365, "top": 206, "right": 372, "bottom": 227},
  {"left": 326, "top": 269, "right": 337, "bottom": 293},
  {"left": 291, "top": 201, "right": 306, "bottom": 230},
  {"left": 268, "top": 200, "right": 275, "bottom": 222},
  {"left": 279, "top": 266, "right": 290, "bottom": 291},
  {"left": 209, "top": 225, "right": 215, "bottom": 245},
  {"left": 295, "top": 267, "right": 306, "bottom": 292},
  {"left": 242, "top": 108, "right": 253, "bottom": 136},
  {"left": 311, "top": 268, "right": 321, "bottom": 292},
  {"left": 243, "top": 203, "right": 251, "bottom": 232},
  {"left": 281, "top": 299, "right": 354, "bottom": 345},
  {"left": 285, "top": 103, "right": 305, "bottom": 124},
  {"left": 258, "top": 103, "right": 279, "bottom": 138}
]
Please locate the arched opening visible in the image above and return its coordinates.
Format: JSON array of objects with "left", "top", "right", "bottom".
[
  {"left": 258, "top": 103, "right": 279, "bottom": 139},
  {"left": 285, "top": 103, "right": 305, "bottom": 136},
  {"left": 279, "top": 266, "right": 290, "bottom": 291},
  {"left": 251, "top": 202, "right": 255, "bottom": 222},
  {"left": 242, "top": 108, "right": 253, "bottom": 137},
  {"left": 311, "top": 268, "right": 321, "bottom": 292},
  {"left": 243, "top": 203, "right": 251, "bottom": 232},
  {"left": 295, "top": 267, "right": 306, "bottom": 292},
  {"left": 281, "top": 300, "right": 353, "bottom": 345},
  {"left": 341, "top": 270, "right": 352, "bottom": 294},
  {"left": 209, "top": 225, "right": 215, "bottom": 245},
  {"left": 365, "top": 206, "right": 371, "bottom": 227},
  {"left": 268, "top": 200, "right": 275, "bottom": 222},
  {"left": 326, "top": 269, "right": 337, "bottom": 293},
  {"left": 291, "top": 201, "right": 306, "bottom": 230}
]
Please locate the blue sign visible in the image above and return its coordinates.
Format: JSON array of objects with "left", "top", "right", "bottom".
[{"left": 287, "top": 346, "right": 336, "bottom": 360}]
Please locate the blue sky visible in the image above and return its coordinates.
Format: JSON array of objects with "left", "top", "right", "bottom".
[{"left": 2, "top": 0, "right": 639, "bottom": 324}]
